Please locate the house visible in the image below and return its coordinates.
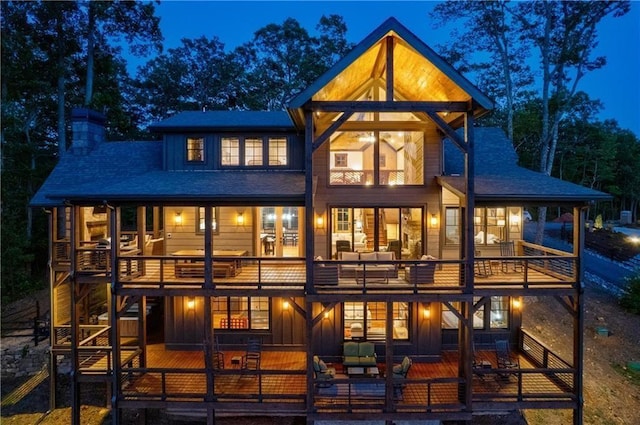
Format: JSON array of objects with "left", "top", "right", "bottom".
[{"left": 31, "top": 18, "right": 610, "bottom": 425}]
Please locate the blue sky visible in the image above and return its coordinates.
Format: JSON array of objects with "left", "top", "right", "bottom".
[{"left": 133, "top": 1, "right": 640, "bottom": 136}]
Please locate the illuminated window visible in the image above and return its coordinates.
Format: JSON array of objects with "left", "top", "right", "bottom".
[
  {"left": 212, "top": 297, "right": 269, "bottom": 330},
  {"left": 343, "top": 302, "right": 409, "bottom": 341},
  {"left": 221, "top": 137, "right": 239, "bottom": 165},
  {"left": 245, "top": 138, "right": 263, "bottom": 166},
  {"left": 196, "top": 207, "right": 219, "bottom": 235},
  {"left": 268, "top": 137, "right": 287, "bottom": 165},
  {"left": 187, "top": 137, "right": 204, "bottom": 162}
]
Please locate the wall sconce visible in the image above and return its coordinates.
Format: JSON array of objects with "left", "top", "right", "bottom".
[
  {"left": 430, "top": 213, "right": 438, "bottom": 228},
  {"left": 323, "top": 311, "right": 330, "bottom": 320},
  {"left": 186, "top": 297, "right": 195, "bottom": 310},
  {"left": 236, "top": 212, "right": 244, "bottom": 226},
  {"left": 423, "top": 304, "right": 431, "bottom": 319},
  {"left": 283, "top": 300, "right": 290, "bottom": 310},
  {"left": 315, "top": 215, "right": 325, "bottom": 230},
  {"left": 174, "top": 211, "right": 183, "bottom": 225},
  {"left": 512, "top": 298, "right": 521, "bottom": 310}
]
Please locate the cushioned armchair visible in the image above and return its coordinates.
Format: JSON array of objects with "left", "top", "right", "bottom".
[
  {"left": 312, "top": 355, "right": 335, "bottom": 387},
  {"left": 392, "top": 356, "right": 412, "bottom": 398}
]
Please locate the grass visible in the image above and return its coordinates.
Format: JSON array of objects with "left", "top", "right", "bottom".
[{"left": 611, "top": 363, "right": 640, "bottom": 386}]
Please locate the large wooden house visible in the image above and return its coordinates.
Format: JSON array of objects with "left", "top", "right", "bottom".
[{"left": 32, "top": 18, "right": 610, "bottom": 425}]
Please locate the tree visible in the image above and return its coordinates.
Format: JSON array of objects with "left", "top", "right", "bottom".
[
  {"left": 510, "top": 1, "right": 630, "bottom": 242},
  {"left": 431, "top": 0, "right": 533, "bottom": 140},
  {"left": 83, "top": 0, "right": 162, "bottom": 107}
]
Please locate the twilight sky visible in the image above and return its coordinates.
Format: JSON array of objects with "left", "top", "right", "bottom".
[{"left": 131, "top": 1, "right": 640, "bottom": 137}]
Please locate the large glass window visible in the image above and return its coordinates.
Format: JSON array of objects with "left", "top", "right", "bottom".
[
  {"left": 212, "top": 296, "right": 269, "bottom": 330},
  {"left": 328, "top": 131, "right": 424, "bottom": 186},
  {"left": 187, "top": 137, "right": 204, "bottom": 162},
  {"left": 443, "top": 206, "right": 523, "bottom": 245},
  {"left": 441, "top": 297, "right": 509, "bottom": 329},
  {"left": 343, "top": 302, "right": 408, "bottom": 340},
  {"left": 330, "top": 207, "right": 423, "bottom": 259}
]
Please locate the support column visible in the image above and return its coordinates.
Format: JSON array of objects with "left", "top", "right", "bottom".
[
  {"left": 573, "top": 206, "right": 586, "bottom": 425},
  {"left": 110, "top": 206, "right": 122, "bottom": 425},
  {"left": 70, "top": 205, "right": 81, "bottom": 425}
]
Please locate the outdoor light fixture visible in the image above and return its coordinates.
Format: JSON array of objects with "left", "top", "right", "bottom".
[
  {"left": 423, "top": 305, "right": 431, "bottom": 319},
  {"left": 236, "top": 212, "right": 244, "bottom": 226},
  {"left": 324, "top": 311, "right": 330, "bottom": 319},
  {"left": 315, "top": 215, "right": 325, "bottom": 230},
  {"left": 430, "top": 213, "right": 438, "bottom": 228},
  {"left": 174, "top": 211, "right": 183, "bottom": 225},
  {"left": 283, "top": 300, "right": 290, "bottom": 310},
  {"left": 512, "top": 298, "right": 521, "bottom": 310},
  {"left": 187, "top": 297, "right": 195, "bottom": 310}
]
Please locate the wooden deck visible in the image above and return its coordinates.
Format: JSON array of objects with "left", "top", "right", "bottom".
[
  {"left": 107, "top": 256, "right": 576, "bottom": 295},
  {"left": 110, "top": 343, "right": 576, "bottom": 414}
]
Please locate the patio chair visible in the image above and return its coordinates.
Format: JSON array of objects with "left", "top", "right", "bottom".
[
  {"left": 391, "top": 356, "right": 412, "bottom": 399},
  {"left": 312, "top": 355, "right": 335, "bottom": 388},
  {"left": 204, "top": 336, "right": 225, "bottom": 371},
  {"left": 495, "top": 339, "right": 519, "bottom": 379},
  {"left": 472, "top": 343, "right": 491, "bottom": 380},
  {"left": 241, "top": 337, "right": 262, "bottom": 372},
  {"left": 499, "top": 241, "right": 523, "bottom": 273}
]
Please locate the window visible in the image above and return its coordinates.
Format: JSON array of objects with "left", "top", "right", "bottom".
[
  {"left": 196, "top": 207, "right": 219, "bottom": 234},
  {"left": 212, "top": 296, "right": 270, "bottom": 330},
  {"left": 343, "top": 302, "right": 408, "bottom": 341},
  {"left": 222, "top": 136, "right": 288, "bottom": 168},
  {"left": 329, "top": 130, "right": 424, "bottom": 186},
  {"left": 441, "top": 297, "right": 509, "bottom": 330},
  {"left": 269, "top": 137, "right": 287, "bottom": 165},
  {"left": 336, "top": 208, "right": 350, "bottom": 232},
  {"left": 474, "top": 207, "right": 506, "bottom": 245},
  {"left": 245, "top": 138, "right": 263, "bottom": 166},
  {"left": 221, "top": 137, "right": 240, "bottom": 165},
  {"left": 444, "top": 206, "right": 522, "bottom": 245},
  {"left": 187, "top": 137, "right": 204, "bottom": 162},
  {"left": 334, "top": 153, "right": 348, "bottom": 167},
  {"left": 445, "top": 207, "right": 460, "bottom": 245}
]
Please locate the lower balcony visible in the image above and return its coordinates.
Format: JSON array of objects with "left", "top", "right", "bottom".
[{"left": 68, "top": 330, "right": 578, "bottom": 418}]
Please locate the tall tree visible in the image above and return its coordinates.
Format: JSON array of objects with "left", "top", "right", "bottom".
[
  {"left": 82, "top": 0, "right": 162, "bottom": 107},
  {"left": 431, "top": 0, "right": 533, "bottom": 140},
  {"left": 510, "top": 1, "right": 630, "bottom": 242}
]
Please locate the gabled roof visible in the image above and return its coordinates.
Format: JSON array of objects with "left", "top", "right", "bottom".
[
  {"left": 149, "top": 111, "right": 295, "bottom": 133},
  {"left": 30, "top": 141, "right": 304, "bottom": 207},
  {"left": 439, "top": 127, "right": 612, "bottom": 204},
  {"left": 288, "top": 17, "right": 493, "bottom": 118}
]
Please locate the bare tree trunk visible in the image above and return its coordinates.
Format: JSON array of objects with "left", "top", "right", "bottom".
[
  {"left": 84, "top": 0, "right": 95, "bottom": 106},
  {"left": 56, "top": 11, "right": 66, "bottom": 157}
]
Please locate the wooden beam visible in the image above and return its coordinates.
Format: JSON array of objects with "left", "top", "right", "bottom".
[
  {"left": 312, "top": 111, "right": 353, "bottom": 152},
  {"left": 309, "top": 100, "right": 470, "bottom": 113},
  {"left": 425, "top": 110, "right": 466, "bottom": 152},
  {"left": 385, "top": 36, "right": 394, "bottom": 101}
]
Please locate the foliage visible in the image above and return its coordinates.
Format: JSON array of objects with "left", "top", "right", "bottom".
[
  {"left": 594, "top": 215, "right": 603, "bottom": 230},
  {"left": 620, "top": 273, "right": 640, "bottom": 315}
]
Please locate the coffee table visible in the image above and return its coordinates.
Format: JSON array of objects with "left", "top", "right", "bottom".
[{"left": 347, "top": 366, "right": 379, "bottom": 378}]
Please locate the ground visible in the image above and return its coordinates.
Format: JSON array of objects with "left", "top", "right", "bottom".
[{"left": 2, "top": 229, "right": 639, "bottom": 425}]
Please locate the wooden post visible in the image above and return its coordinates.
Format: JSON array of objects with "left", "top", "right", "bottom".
[
  {"left": 70, "top": 205, "right": 81, "bottom": 425},
  {"left": 110, "top": 205, "right": 122, "bottom": 425},
  {"left": 573, "top": 206, "right": 586, "bottom": 425}
]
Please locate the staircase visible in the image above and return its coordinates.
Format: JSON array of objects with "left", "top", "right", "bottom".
[{"left": 364, "top": 213, "right": 387, "bottom": 249}]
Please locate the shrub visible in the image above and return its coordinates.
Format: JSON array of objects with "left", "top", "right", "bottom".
[
  {"left": 620, "top": 272, "right": 640, "bottom": 314},
  {"left": 594, "top": 214, "right": 603, "bottom": 229}
]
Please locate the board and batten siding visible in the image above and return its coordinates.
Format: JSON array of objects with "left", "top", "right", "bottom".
[{"left": 163, "top": 206, "right": 254, "bottom": 255}]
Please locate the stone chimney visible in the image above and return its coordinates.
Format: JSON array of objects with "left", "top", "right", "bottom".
[{"left": 70, "top": 108, "right": 106, "bottom": 155}]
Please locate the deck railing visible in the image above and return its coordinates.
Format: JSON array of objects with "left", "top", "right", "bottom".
[
  {"left": 519, "top": 328, "right": 574, "bottom": 391},
  {"left": 77, "top": 241, "right": 578, "bottom": 293}
]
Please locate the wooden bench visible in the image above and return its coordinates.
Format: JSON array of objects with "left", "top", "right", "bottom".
[{"left": 175, "top": 262, "right": 236, "bottom": 278}]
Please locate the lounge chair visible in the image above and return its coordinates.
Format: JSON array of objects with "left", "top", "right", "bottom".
[
  {"left": 495, "top": 339, "right": 519, "bottom": 379},
  {"left": 312, "top": 355, "right": 335, "bottom": 387}
]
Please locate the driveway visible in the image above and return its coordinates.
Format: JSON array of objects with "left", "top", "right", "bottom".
[{"left": 523, "top": 222, "right": 633, "bottom": 294}]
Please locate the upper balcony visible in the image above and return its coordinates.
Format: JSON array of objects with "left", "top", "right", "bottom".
[{"left": 60, "top": 240, "right": 576, "bottom": 297}]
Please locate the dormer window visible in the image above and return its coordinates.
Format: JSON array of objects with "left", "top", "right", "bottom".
[
  {"left": 221, "top": 136, "right": 288, "bottom": 168},
  {"left": 186, "top": 137, "right": 204, "bottom": 162}
]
